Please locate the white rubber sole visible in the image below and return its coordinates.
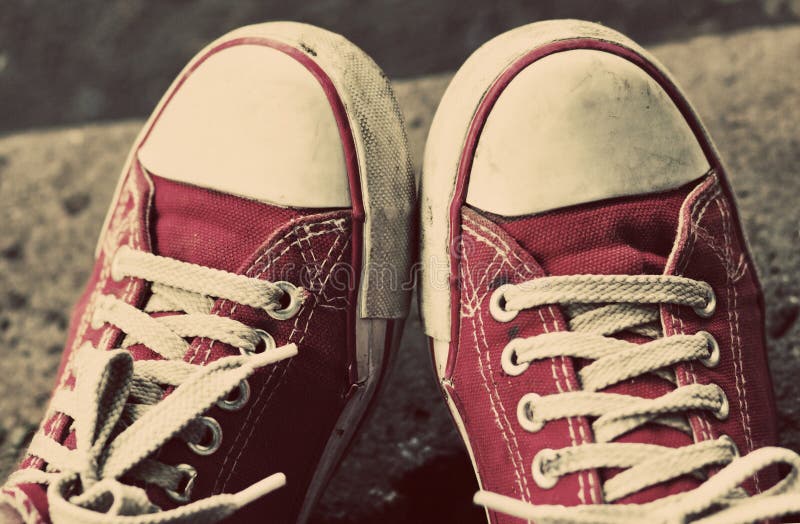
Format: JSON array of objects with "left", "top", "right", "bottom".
[{"left": 96, "top": 21, "right": 414, "bottom": 523}]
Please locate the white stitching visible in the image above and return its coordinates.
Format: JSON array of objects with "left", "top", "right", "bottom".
[
  {"left": 213, "top": 216, "right": 350, "bottom": 492},
  {"left": 715, "top": 197, "right": 758, "bottom": 492},
  {"left": 539, "top": 309, "right": 588, "bottom": 504},
  {"left": 212, "top": 219, "right": 347, "bottom": 489},
  {"left": 461, "top": 235, "right": 532, "bottom": 502},
  {"left": 464, "top": 211, "right": 604, "bottom": 504},
  {"left": 668, "top": 179, "right": 722, "bottom": 443}
]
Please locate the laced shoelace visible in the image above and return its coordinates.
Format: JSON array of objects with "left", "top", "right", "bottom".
[
  {"left": 476, "top": 274, "right": 800, "bottom": 524},
  {"left": 9, "top": 246, "right": 306, "bottom": 524}
]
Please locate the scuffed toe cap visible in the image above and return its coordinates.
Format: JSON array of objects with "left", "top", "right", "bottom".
[
  {"left": 467, "top": 49, "right": 710, "bottom": 216},
  {"left": 138, "top": 43, "right": 350, "bottom": 208}
]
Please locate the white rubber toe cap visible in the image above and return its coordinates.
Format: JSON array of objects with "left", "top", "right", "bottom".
[
  {"left": 467, "top": 49, "right": 709, "bottom": 216},
  {"left": 138, "top": 43, "right": 350, "bottom": 208}
]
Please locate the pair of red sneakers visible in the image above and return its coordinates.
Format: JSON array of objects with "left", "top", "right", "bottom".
[{"left": 2, "top": 19, "right": 798, "bottom": 524}]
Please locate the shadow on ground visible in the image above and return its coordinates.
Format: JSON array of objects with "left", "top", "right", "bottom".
[{"left": 312, "top": 452, "right": 485, "bottom": 524}]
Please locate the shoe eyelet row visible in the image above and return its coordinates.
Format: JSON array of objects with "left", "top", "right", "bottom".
[
  {"left": 698, "top": 331, "right": 721, "bottom": 368},
  {"left": 176, "top": 381, "right": 253, "bottom": 502},
  {"left": 501, "top": 340, "right": 530, "bottom": 376},
  {"left": 490, "top": 284, "right": 519, "bottom": 323},
  {"left": 217, "top": 380, "right": 250, "bottom": 411},
  {"left": 516, "top": 393, "right": 544, "bottom": 433},
  {"left": 531, "top": 448, "right": 559, "bottom": 489},
  {"left": 188, "top": 416, "right": 223, "bottom": 456},
  {"left": 165, "top": 463, "right": 198, "bottom": 504},
  {"left": 268, "top": 281, "right": 303, "bottom": 320},
  {"left": 693, "top": 284, "right": 717, "bottom": 318}
]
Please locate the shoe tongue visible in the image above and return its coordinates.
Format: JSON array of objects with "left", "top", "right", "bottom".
[{"left": 492, "top": 181, "right": 703, "bottom": 503}]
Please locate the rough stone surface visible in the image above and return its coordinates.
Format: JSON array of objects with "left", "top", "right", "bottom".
[
  {"left": 0, "top": 25, "right": 797, "bottom": 523},
  {"left": 2, "top": 0, "right": 798, "bottom": 132}
]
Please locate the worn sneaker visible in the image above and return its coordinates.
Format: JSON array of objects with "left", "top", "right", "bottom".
[
  {"left": 420, "top": 19, "right": 800, "bottom": 523},
  {"left": 1, "top": 22, "right": 414, "bottom": 524}
]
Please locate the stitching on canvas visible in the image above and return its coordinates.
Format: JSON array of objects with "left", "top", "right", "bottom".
[
  {"left": 477, "top": 300, "right": 533, "bottom": 503},
  {"left": 294, "top": 222, "right": 330, "bottom": 294},
  {"left": 211, "top": 222, "right": 344, "bottom": 488},
  {"left": 463, "top": 216, "right": 538, "bottom": 276},
  {"left": 676, "top": 181, "right": 724, "bottom": 442},
  {"left": 215, "top": 220, "right": 349, "bottom": 492},
  {"left": 548, "top": 308, "right": 600, "bottom": 504},
  {"left": 464, "top": 222, "right": 535, "bottom": 500},
  {"left": 186, "top": 219, "right": 346, "bottom": 365},
  {"left": 461, "top": 231, "right": 532, "bottom": 503},
  {"left": 715, "top": 198, "right": 759, "bottom": 492},
  {"left": 292, "top": 238, "right": 349, "bottom": 344},
  {"left": 540, "top": 309, "right": 588, "bottom": 504},
  {"left": 716, "top": 198, "right": 752, "bottom": 446},
  {"left": 465, "top": 212, "right": 601, "bottom": 504},
  {"left": 690, "top": 185, "right": 721, "bottom": 443},
  {"left": 317, "top": 229, "right": 348, "bottom": 305}
]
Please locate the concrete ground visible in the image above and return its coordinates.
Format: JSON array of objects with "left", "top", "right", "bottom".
[
  {"left": 2, "top": 0, "right": 798, "bottom": 133},
  {"left": 0, "top": 24, "right": 797, "bottom": 523}
]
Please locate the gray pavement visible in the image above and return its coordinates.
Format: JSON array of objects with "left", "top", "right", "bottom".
[{"left": 0, "top": 24, "right": 797, "bottom": 523}]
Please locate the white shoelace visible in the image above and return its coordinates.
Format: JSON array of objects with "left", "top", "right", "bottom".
[
  {"left": 9, "top": 247, "right": 306, "bottom": 523},
  {"left": 477, "top": 274, "right": 800, "bottom": 524}
]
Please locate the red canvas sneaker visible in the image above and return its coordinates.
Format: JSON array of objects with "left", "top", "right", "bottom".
[
  {"left": 420, "top": 19, "right": 800, "bottom": 523},
  {"left": 0, "top": 22, "right": 414, "bottom": 524}
]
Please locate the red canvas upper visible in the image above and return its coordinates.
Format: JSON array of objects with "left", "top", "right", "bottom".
[
  {"left": 2, "top": 164, "right": 358, "bottom": 523},
  {"left": 444, "top": 172, "right": 778, "bottom": 523},
  {"left": 0, "top": 20, "right": 405, "bottom": 522}
]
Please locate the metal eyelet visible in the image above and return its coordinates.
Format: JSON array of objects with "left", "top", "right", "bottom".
[
  {"left": 268, "top": 281, "right": 303, "bottom": 320},
  {"left": 490, "top": 284, "right": 518, "bottom": 323},
  {"left": 187, "top": 416, "right": 222, "bottom": 456},
  {"left": 516, "top": 393, "right": 544, "bottom": 432},
  {"left": 164, "top": 463, "right": 197, "bottom": 504},
  {"left": 694, "top": 285, "right": 717, "bottom": 318},
  {"left": 501, "top": 340, "right": 529, "bottom": 377},
  {"left": 714, "top": 386, "right": 730, "bottom": 420},
  {"left": 698, "top": 331, "right": 721, "bottom": 368},
  {"left": 241, "top": 329, "right": 276, "bottom": 356},
  {"left": 531, "top": 449, "right": 559, "bottom": 489},
  {"left": 217, "top": 380, "right": 250, "bottom": 411}
]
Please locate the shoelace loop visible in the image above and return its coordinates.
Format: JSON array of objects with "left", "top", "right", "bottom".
[{"left": 10, "top": 247, "right": 305, "bottom": 523}]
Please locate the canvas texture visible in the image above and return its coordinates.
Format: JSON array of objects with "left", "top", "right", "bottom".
[
  {"left": 445, "top": 173, "right": 777, "bottom": 523},
  {"left": 3, "top": 169, "right": 357, "bottom": 523}
]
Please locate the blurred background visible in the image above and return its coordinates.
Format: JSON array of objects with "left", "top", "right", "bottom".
[
  {"left": 0, "top": 1, "right": 799, "bottom": 523},
  {"left": 1, "top": 0, "right": 800, "bottom": 133}
]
